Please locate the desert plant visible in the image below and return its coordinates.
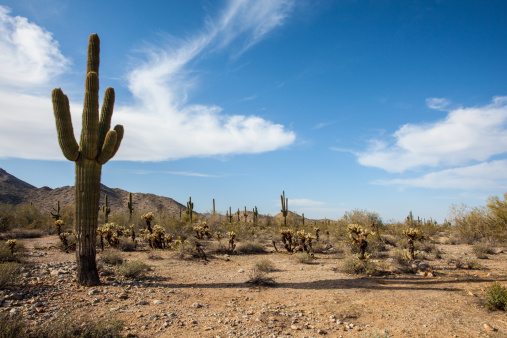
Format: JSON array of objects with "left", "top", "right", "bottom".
[
  {"left": 115, "top": 260, "right": 149, "bottom": 278},
  {"left": 102, "top": 194, "right": 111, "bottom": 224},
  {"left": 473, "top": 242, "right": 495, "bottom": 259},
  {"left": 348, "top": 224, "right": 374, "bottom": 260},
  {"left": 141, "top": 212, "right": 154, "bottom": 233},
  {"left": 50, "top": 201, "right": 61, "bottom": 222},
  {"left": 484, "top": 282, "right": 507, "bottom": 311},
  {"left": 52, "top": 34, "right": 124, "bottom": 286},
  {"left": 54, "top": 220, "right": 65, "bottom": 236},
  {"left": 31, "top": 314, "right": 123, "bottom": 338},
  {"left": 340, "top": 256, "right": 386, "bottom": 276},
  {"left": 281, "top": 190, "right": 288, "bottom": 226},
  {"left": 100, "top": 249, "right": 124, "bottom": 265},
  {"left": 403, "top": 228, "right": 424, "bottom": 260},
  {"left": 253, "top": 206, "right": 258, "bottom": 224},
  {"left": 0, "top": 313, "right": 26, "bottom": 338},
  {"left": 0, "top": 262, "right": 21, "bottom": 288},
  {"left": 186, "top": 197, "right": 194, "bottom": 222},
  {"left": 127, "top": 192, "right": 134, "bottom": 220},
  {"left": 255, "top": 258, "right": 275, "bottom": 272},
  {"left": 6, "top": 239, "right": 17, "bottom": 254},
  {"left": 280, "top": 229, "right": 295, "bottom": 252},
  {"left": 294, "top": 251, "right": 312, "bottom": 264},
  {"left": 246, "top": 266, "right": 275, "bottom": 286},
  {"left": 227, "top": 231, "right": 236, "bottom": 253},
  {"left": 236, "top": 240, "right": 266, "bottom": 254}
]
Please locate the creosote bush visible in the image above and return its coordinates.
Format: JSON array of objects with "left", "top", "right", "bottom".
[
  {"left": 473, "top": 242, "right": 495, "bottom": 259},
  {"left": 0, "top": 262, "right": 21, "bottom": 288},
  {"left": 294, "top": 251, "right": 312, "bottom": 264},
  {"left": 115, "top": 260, "right": 150, "bottom": 279},
  {"left": 236, "top": 240, "right": 266, "bottom": 254},
  {"left": 484, "top": 282, "right": 507, "bottom": 311},
  {"left": 246, "top": 266, "right": 275, "bottom": 286},
  {"left": 254, "top": 258, "right": 275, "bottom": 273},
  {"left": 99, "top": 250, "right": 124, "bottom": 266},
  {"left": 340, "top": 256, "right": 386, "bottom": 276}
]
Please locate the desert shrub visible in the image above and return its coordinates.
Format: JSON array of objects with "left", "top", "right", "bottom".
[
  {"left": 254, "top": 258, "right": 275, "bottom": 273},
  {"left": 449, "top": 203, "right": 491, "bottom": 243},
  {"left": 210, "top": 241, "right": 230, "bottom": 254},
  {"left": 473, "top": 242, "right": 495, "bottom": 259},
  {"left": 294, "top": 252, "right": 312, "bottom": 264},
  {"left": 466, "top": 258, "right": 482, "bottom": 270},
  {"left": 0, "top": 262, "right": 21, "bottom": 287},
  {"left": 0, "top": 313, "right": 26, "bottom": 338},
  {"left": 381, "top": 234, "right": 398, "bottom": 247},
  {"left": 32, "top": 314, "right": 123, "bottom": 338},
  {"left": 340, "top": 256, "right": 386, "bottom": 276},
  {"left": 99, "top": 250, "right": 124, "bottom": 266},
  {"left": 115, "top": 260, "right": 150, "bottom": 279},
  {"left": 14, "top": 204, "right": 44, "bottom": 229},
  {"left": 0, "top": 240, "right": 24, "bottom": 262},
  {"left": 484, "top": 282, "right": 507, "bottom": 311},
  {"left": 236, "top": 241, "right": 266, "bottom": 254},
  {"left": 118, "top": 237, "right": 136, "bottom": 252},
  {"left": 0, "top": 228, "right": 45, "bottom": 240},
  {"left": 246, "top": 266, "right": 275, "bottom": 286},
  {"left": 447, "top": 256, "right": 481, "bottom": 270}
]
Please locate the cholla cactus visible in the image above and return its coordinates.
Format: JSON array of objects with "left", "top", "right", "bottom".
[
  {"left": 280, "top": 229, "right": 294, "bottom": 253},
  {"left": 347, "top": 224, "right": 375, "bottom": 260},
  {"left": 59, "top": 232, "right": 71, "bottom": 250},
  {"left": 141, "top": 212, "right": 154, "bottom": 233},
  {"left": 97, "top": 223, "right": 126, "bottom": 248},
  {"left": 129, "top": 224, "right": 136, "bottom": 246},
  {"left": 227, "top": 231, "right": 236, "bottom": 252},
  {"left": 403, "top": 228, "right": 424, "bottom": 260},
  {"left": 150, "top": 224, "right": 167, "bottom": 249},
  {"left": 314, "top": 227, "right": 320, "bottom": 241},
  {"left": 6, "top": 239, "right": 17, "bottom": 254},
  {"left": 193, "top": 226, "right": 205, "bottom": 240},
  {"left": 54, "top": 220, "right": 65, "bottom": 236},
  {"left": 215, "top": 231, "right": 222, "bottom": 241}
]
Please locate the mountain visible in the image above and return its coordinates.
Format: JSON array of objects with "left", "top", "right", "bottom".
[{"left": 0, "top": 168, "right": 185, "bottom": 218}]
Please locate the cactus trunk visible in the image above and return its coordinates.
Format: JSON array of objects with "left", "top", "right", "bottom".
[{"left": 75, "top": 158, "right": 101, "bottom": 285}]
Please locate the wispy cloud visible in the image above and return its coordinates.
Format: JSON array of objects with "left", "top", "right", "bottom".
[
  {"left": 374, "top": 160, "right": 507, "bottom": 190},
  {"left": 0, "top": 6, "right": 69, "bottom": 88},
  {"left": 131, "top": 170, "right": 217, "bottom": 178},
  {"left": 289, "top": 198, "right": 326, "bottom": 207},
  {"left": 0, "top": 1, "right": 296, "bottom": 161},
  {"left": 425, "top": 97, "right": 450, "bottom": 111},
  {"left": 313, "top": 121, "right": 335, "bottom": 130},
  {"left": 357, "top": 96, "right": 507, "bottom": 173}
]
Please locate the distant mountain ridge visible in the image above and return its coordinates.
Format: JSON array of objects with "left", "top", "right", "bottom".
[{"left": 0, "top": 168, "right": 185, "bottom": 218}]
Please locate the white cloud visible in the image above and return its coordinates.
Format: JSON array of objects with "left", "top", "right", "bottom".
[
  {"left": 0, "top": 6, "right": 69, "bottom": 88},
  {"left": 426, "top": 97, "right": 450, "bottom": 110},
  {"left": 131, "top": 170, "right": 217, "bottom": 177},
  {"left": 357, "top": 96, "right": 507, "bottom": 173},
  {"left": 0, "top": 1, "right": 295, "bottom": 161},
  {"left": 289, "top": 199, "right": 326, "bottom": 207},
  {"left": 374, "top": 160, "right": 507, "bottom": 190}
]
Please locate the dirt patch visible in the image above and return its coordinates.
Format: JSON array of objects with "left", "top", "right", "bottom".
[{"left": 2, "top": 236, "right": 506, "bottom": 337}]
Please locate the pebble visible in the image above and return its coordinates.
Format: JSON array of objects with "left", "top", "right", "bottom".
[
  {"left": 483, "top": 323, "right": 496, "bottom": 331},
  {"left": 153, "top": 300, "right": 163, "bottom": 305},
  {"left": 192, "top": 302, "right": 203, "bottom": 308}
]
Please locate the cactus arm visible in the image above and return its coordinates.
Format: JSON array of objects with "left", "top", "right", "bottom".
[
  {"left": 86, "top": 34, "right": 100, "bottom": 75},
  {"left": 80, "top": 71, "right": 99, "bottom": 159},
  {"left": 97, "top": 130, "right": 118, "bottom": 164},
  {"left": 111, "top": 125, "right": 124, "bottom": 157},
  {"left": 97, "top": 87, "right": 115, "bottom": 152},
  {"left": 52, "top": 88, "right": 79, "bottom": 161}
]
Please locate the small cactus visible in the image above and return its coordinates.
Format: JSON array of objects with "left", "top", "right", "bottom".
[
  {"left": 6, "top": 239, "right": 17, "bottom": 254},
  {"left": 54, "top": 220, "right": 65, "bottom": 236},
  {"left": 141, "top": 212, "right": 154, "bottom": 233},
  {"left": 281, "top": 191, "right": 288, "bottom": 226},
  {"left": 348, "top": 224, "right": 374, "bottom": 260},
  {"left": 403, "top": 228, "right": 424, "bottom": 260}
]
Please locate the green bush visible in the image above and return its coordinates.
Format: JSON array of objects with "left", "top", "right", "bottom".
[
  {"left": 0, "top": 262, "right": 21, "bottom": 287},
  {"left": 484, "top": 282, "right": 507, "bottom": 311},
  {"left": 246, "top": 266, "right": 275, "bottom": 286},
  {"left": 115, "top": 260, "right": 150, "bottom": 279}
]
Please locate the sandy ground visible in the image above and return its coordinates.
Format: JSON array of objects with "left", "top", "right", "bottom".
[{"left": 3, "top": 235, "right": 507, "bottom": 338}]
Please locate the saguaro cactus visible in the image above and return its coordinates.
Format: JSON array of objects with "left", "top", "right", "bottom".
[
  {"left": 102, "top": 194, "right": 111, "bottom": 223},
  {"left": 51, "top": 201, "right": 61, "bottom": 221},
  {"left": 281, "top": 190, "right": 288, "bottom": 226},
  {"left": 52, "top": 34, "right": 124, "bottom": 286},
  {"left": 212, "top": 198, "right": 215, "bottom": 216},
  {"left": 187, "top": 197, "right": 194, "bottom": 222},
  {"left": 127, "top": 192, "right": 134, "bottom": 220}
]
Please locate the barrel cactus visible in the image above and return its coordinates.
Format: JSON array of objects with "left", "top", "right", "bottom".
[{"left": 51, "top": 34, "right": 124, "bottom": 286}]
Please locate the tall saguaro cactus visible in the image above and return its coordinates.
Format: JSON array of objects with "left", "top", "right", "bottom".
[
  {"left": 127, "top": 192, "right": 134, "bottom": 220},
  {"left": 187, "top": 197, "right": 194, "bottom": 222},
  {"left": 52, "top": 34, "right": 124, "bottom": 286},
  {"left": 281, "top": 190, "right": 288, "bottom": 226},
  {"left": 102, "top": 194, "right": 111, "bottom": 223}
]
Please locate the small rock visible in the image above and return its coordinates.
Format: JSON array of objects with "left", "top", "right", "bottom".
[
  {"left": 88, "top": 289, "right": 99, "bottom": 295},
  {"left": 468, "top": 291, "right": 476, "bottom": 297},
  {"left": 238, "top": 269, "right": 244, "bottom": 273},
  {"left": 153, "top": 300, "right": 163, "bottom": 305},
  {"left": 117, "top": 294, "right": 128, "bottom": 300},
  {"left": 483, "top": 323, "right": 497, "bottom": 331},
  {"left": 317, "top": 329, "right": 327, "bottom": 335},
  {"left": 291, "top": 325, "right": 301, "bottom": 330},
  {"left": 192, "top": 302, "right": 203, "bottom": 308},
  {"left": 138, "top": 300, "right": 149, "bottom": 305}
]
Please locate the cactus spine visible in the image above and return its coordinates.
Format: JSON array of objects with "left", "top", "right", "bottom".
[
  {"left": 186, "top": 197, "right": 194, "bottom": 222},
  {"left": 281, "top": 190, "right": 288, "bottom": 226},
  {"left": 127, "top": 192, "right": 134, "bottom": 220},
  {"left": 51, "top": 34, "right": 124, "bottom": 286},
  {"left": 102, "top": 194, "right": 111, "bottom": 223}
]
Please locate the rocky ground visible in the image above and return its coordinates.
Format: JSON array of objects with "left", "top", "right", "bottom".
[{"left": 1, "top": 235, "right": 507, "bottom": 337}]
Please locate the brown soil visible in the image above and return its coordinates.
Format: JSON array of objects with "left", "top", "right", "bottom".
[{"left": 5, "top": 236, "right": 507, "bottom": 338}]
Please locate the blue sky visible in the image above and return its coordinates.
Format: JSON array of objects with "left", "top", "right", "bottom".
[{"left": 1, "top": 0, "right": 506, "bottom": 222}]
